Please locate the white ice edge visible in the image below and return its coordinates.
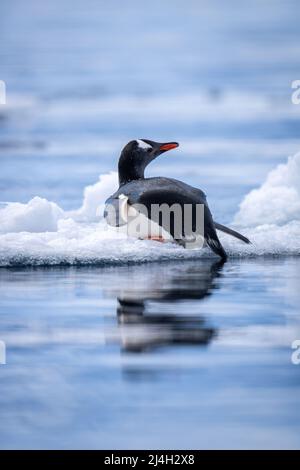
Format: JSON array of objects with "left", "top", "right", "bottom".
[{"left": 0, "top": 154, "right": 300, "bottom": 266}]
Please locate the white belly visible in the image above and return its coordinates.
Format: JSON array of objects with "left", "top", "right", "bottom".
[
  {"left": 118, "top": 195, "right": 173, "bottom": 241},
  {"left": 108, "top": 194, "right": 205, "bottom": 249}
]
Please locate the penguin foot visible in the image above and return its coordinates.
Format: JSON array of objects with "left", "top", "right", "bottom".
[{"left": 145, "top": 236, "right": 165, "bottom": 243}]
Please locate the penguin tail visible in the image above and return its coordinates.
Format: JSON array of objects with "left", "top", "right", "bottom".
[{"left": 214, "top": 222, "right": 251, "bottom": 244}]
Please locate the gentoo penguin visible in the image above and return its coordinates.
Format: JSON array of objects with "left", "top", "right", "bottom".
[{"left": 104, "top": 139, "right": 250, "bottom": 261}]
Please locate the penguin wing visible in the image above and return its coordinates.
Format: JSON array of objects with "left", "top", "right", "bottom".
[{"left": 133, "top": 188, "right": 227, "bottom": 260}]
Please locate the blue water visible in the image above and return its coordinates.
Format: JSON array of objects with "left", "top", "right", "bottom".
[
  {"left": 0, "top": 0, "right": 300, "bottom": 449},
  {"left": 0, "top": 259, "right": 300, "bottom": 449}
]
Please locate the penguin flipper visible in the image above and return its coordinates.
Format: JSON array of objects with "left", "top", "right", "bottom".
[
  {"left": 132, "top": 187, "right": 228, "bottom": 261},
  {"left": 205, "top": 222, "right": 228, "bottom": 261}
]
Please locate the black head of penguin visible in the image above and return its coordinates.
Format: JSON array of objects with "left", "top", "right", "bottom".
[{"left": 118, "top": 139, "right": 179, "bottom": 186}]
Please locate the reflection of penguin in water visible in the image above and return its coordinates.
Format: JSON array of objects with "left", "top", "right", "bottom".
[
  {"left": 117, "top": 299, "right": 215, "bottom": 353},
  {"left": 114, "top": 260, "right": 224, "bottom": 353},
  {"left": 105, "top": 139, "right": 250, "bottom": 261}
]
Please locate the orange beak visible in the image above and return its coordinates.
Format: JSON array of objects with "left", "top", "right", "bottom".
[{"left": 159, "top": 142, "right": 179, "bottom": 152}]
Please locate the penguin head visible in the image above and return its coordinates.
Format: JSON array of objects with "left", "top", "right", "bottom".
[{"left": 118, "top": 139, "right": 179, "bottom": 185}]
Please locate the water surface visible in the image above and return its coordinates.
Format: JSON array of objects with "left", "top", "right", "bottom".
[{"left": 0, "top": 258, "right": 299, "bottom": 449}]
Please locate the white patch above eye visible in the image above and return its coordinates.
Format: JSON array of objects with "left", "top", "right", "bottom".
[{"left": 136, "top": 139, "right": 152, "bottom": 150}]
